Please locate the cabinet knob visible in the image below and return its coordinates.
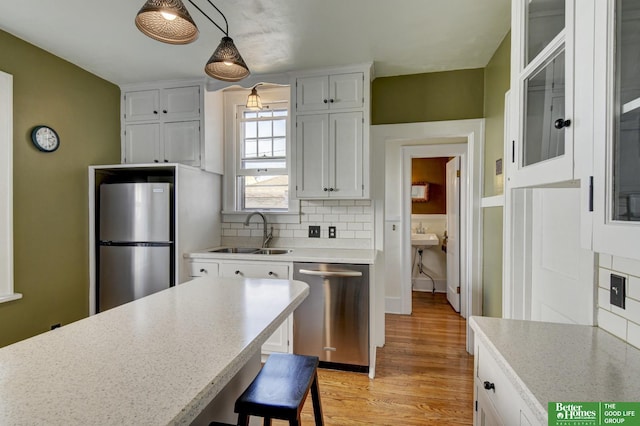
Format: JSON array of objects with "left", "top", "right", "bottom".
[
  {"left": 329, "top": 187, "right": 335, "bottom": 191},
  {"left": 164, "top": 159, "right": 168, "bottom": 163},
  {"left": 483, "top": 381, "right": 495, "bottom": 392},
  {"left": 329, "top": 98, "right": 335, "bottom": 103},
  {"left": 154, "top": 159, "right": 159, "bottom": 163},
  {"left": 323, "top": 187, "right": 329, "bottom": 191},
  {"left": 235, "top": 270, "right": 241, "bottom": 275},
  {"left": 163, "top": 109, "right": 168, "bottom": 114},
  {"left": 554, "top": 118, "right": 571, "bottom": 129},
  {"left": 153, "top": 110, "right": 158, "bottom": 114},
  {"left": 323, "top": 99, "right": 328, "bottom": 104},
  {"left": 268, "top": 271, "right": 275, "bottom": 276},
  {"left": 199, "top": 268, "right": 207, "bottom": 274}
]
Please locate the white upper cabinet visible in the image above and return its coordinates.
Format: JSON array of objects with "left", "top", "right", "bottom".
[
  {"left": 121, "top": 83, "right": 203, "bottom": 167},
  {"left": 593, "top": 0, "right": 640, "bottom": 260},
  {"left": 292, "top": 64, "right": 372, "bottom": 200},
  {"left": 296, "top": 72, "right": 364, "bottom": 112},
  {"left": 508, "top": 0, "right": 577, "bottom": 187}
]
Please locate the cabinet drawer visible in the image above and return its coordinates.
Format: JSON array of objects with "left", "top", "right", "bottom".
[
  {"left": 476, "top": 341, "right": 520, "bottom": 426},
  {"left": 220, "top": 263, "right": 289, "bottom": 279},
  {"left": 189, "top": 261, "right": 219, "bottom": 277}
]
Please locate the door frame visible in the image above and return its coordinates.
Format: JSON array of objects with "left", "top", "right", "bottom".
[
  {"left": 372, "top": 119, "right": 484, "bottom": 354},
  {"left": 402, "top": 145, "right": 467, "bottom": 316}
]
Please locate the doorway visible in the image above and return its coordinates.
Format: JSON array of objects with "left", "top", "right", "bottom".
[{"left": 371, "top": 119, "right": 484, "bottom": 355}]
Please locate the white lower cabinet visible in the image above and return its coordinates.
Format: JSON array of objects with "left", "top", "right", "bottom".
[
  {"left": 474, "top": 339, "right": 540, "bottom": 426},
  {"left": 188, "top": 260, "right": 291, "bottom": 355}
]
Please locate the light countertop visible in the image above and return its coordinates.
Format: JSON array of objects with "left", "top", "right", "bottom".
[
  {"left": 185, "top": 247, "right": 376, "bottom": 264},
  {"left": 470, "top": 316, "right": 640, "bottom": 424},
  {"left": 0, "top": 277, "right": 309, "bottom": 425}
]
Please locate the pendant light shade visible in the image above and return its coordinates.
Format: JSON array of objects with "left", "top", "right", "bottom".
[
  {"left": 135, "top": 0, "right": 199, "bottom": 44},
  {"left": 204, "top": 36, "right": 250, "bottom": 82},
  {"left": 246, "top": 85, "right": 263, "bottom": 110}
]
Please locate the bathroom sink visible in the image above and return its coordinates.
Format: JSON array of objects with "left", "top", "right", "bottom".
[
  {"left": 208, "top": 247, "right": 261, "bottom": 254},
  {"left": 411, "top": 233, "right": 439, "bottom": 247}
]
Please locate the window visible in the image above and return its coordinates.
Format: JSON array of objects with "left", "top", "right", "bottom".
[{"left": 236, "top": 106, "right": 289, "bottom": 210}]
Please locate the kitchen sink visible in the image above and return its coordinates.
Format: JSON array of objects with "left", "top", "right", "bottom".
[
  {"left": 207, "top": 247, "right": 292, "bottom": 255},
  {"left": 208, "top": 247, "right": 261, "bottom": 254},
  {"left": 254, "top": 249, "right": 292, "bottom": 255}
]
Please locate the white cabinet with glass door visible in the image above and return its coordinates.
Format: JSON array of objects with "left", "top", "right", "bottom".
[
  {"left": 508, "top": 0, "right": 577, "bottom": 187},
  {"left": 593, "top": 0, "right": 640, "bottom": 260},
  {"left": 295, "top": 112, "right": 364, "bottom": 198}
]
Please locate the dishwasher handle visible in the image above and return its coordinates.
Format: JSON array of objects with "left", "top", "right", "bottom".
[{"left": 298, "top": 268, "right": 363, "bottom": 278}]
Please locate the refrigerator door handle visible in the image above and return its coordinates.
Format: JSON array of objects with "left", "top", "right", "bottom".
[{"left": 298, "top": 269, "right": 363, "bottom": 278}]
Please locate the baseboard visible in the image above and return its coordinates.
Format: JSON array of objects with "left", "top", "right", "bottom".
[{"left": 385, "top": 297, "right": 402, "bottom": 314}]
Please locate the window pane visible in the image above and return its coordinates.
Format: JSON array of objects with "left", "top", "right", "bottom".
[
  {"left": 244, "top": 111, "right": 258, "bottom": 119},
  {"left": 613, "top": 0, "right": 640, "bottom": 221},
  {"left": 244, "top": 139, "right": 257, "bottom": 158},
  {"left": 526, "top": 0, "right": 565, "bottom": 65},
  {"left": 238, "top": 175, "right": 289, "bottom": 210},
  {"left": 273, "top": 119, "right": 286, "bottom": 137},
  {"left": 258, "top": 120, "right": 272, "bottom": 138},
  {"left": 273, "top": 110, "right": 287, "bottom": 117},
  {"left": 523, "top": 50, "right": 565, "bottom": 167},
  {"left": 258, "top": 111, "right": 273, "bottom": 118},
  {"left": 241, "top": 159, "right": 286, "bottom": 169},
  {"left": 273, "top": 138, "right": 286, "bottom": 157},
  {"left": 258, "top": 139, "right": 272, "bottom": 157},
  {"left": 244, "top": 121, "right": 257, "bottom": 138}
]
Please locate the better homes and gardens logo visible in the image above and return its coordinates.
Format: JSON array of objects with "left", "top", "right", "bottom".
[{"left": 549, "top": 402, "right": 640, "bottom": 426}]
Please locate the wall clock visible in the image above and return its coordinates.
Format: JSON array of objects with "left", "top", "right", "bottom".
[{"left": 31, "top": 125, "right": 60, "bottom": 153}]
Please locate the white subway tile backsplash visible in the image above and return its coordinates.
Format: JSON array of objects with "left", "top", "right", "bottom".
[
  {"left": 301, "top": 206, "right": 316, "bottom": 214},
  {"left": 293, "top": 230, "right": 307, "bottom": 238},
  {"left": 339, "top": 200, "right": 355, "bottom": 206},
  {"left": 628, "top": 322, "right": 640, "bottom": 350},
  {"left": 316, "top": 206, "right": 332, "bottom": 214},
  {"left": 355, "top": 200, "right": 371, "bottom": 206},
  {"left": 355, "top": 231, "right": 371, "bottom": 239},
  {"left": 331, "top": 206, "right": 348, "bottom": 214},
  {"left": 323, "top": 214, "right": 339, "bottom": 222},
  {"left": 278, "top": 229, "right": 293, "bottom": 238},
  {"left": 347, "top": 206, "right": 363, "bottom": 214},
  {"left": 222, "top": 229, "right": 237, "bottom": 237},
  {"left": 324, "top": 200, "right": 340, "bottom": 206},
  {"left": 237, "top": 229, "right": 251, "bottom": 237},
  {"left": 598, "top": 288, "right": 610, "bottom": 311},
  {"left": 307, "top": 214, "right": 323, "bottom": 222},
  {"left": 340, "top": 230, "right": 355, "bottom": 238},
  {"left": 598, "top": 308, "right": 627, "bottom": 340},
  {"left": 599, "top": 253, "right": 613, "bottom": 269},
  {"left": 339, "top": 215, "right": 355, "bottom": 222},
  {"left": 612, "top": 256, "right": 640, "bottom": 278},
  {"left": 355, "top": 214, "right": 371, "bottom": 223},
  {"left": 347, "top": 222, "right": 363, "bottom": 231},
  {"left": 629, "top": 276, "right": 640, "bottom": 302}
]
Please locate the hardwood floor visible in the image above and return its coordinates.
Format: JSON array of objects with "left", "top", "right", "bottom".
[{"left": 276, "top": 291, "right": 474, "bottom": 425}]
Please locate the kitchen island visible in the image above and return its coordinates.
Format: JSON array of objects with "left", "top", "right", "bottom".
[{"left": 0, "top": 276, "right": 309, "bottom": 425}]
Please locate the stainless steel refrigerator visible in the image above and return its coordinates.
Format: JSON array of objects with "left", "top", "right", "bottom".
[{"left": 98, "top": 182, "right": 173, "bottom": 312}]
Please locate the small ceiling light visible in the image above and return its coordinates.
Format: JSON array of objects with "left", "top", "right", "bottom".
[
  {"left": 135, "top": 0, "right": 250, "bottom": 82},
  {"left": 246, "top": 85, "right": 263, "bottom": 110},
  {"left": 135, "top": 0, "right": 199, "bottom": 45}
]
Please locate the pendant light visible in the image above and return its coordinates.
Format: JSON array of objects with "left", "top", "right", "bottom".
[
  {"left": 245, "top": 85, "right": 263, "bottom": 111},
  {"left": 135, "top": 0, "right": 250, "bottom": 82}
]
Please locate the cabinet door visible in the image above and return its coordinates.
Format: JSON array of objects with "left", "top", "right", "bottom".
[
  {"left": 476, "top": 384, "right": 504, "bottom": 426},
  {"left": 163, "top": 121, "right": 201, "bottom": 166},
  {"left": 508, "top": 0, "right": 575, "bottom": 188},
  {"left": 188, "top": 261, "right": 219, "bottom": 278},
  {"left": 593, "top": 0, "right": 640, "bottom": 260},
  {"left": 329, "top": 73, "right": 364, "bottom": 109},
  {"left": 296, "top": 76, "right": 329, "bottom": 112},
  {"left": 124, "top": 90, "right": 160, "bottom": 122},
  {"left": 161, "top": 86, "right": 200, "bottom": 121},
  {"left": 124, "top": 123, "right": 161, "bottom": 164},
  {"left": 296, "top": 114, "right": 329, "bottom": 198},
  {"left": 330, "top": 112, "right": 363, "bottom": 198}
]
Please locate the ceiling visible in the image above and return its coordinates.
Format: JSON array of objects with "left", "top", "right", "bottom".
[{"left": 0, "top": 0, "right": 511, "bottom": 86}]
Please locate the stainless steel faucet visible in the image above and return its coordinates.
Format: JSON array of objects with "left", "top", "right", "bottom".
[{"left": 243, "top": 212, "right": 273, "bottom": 248}]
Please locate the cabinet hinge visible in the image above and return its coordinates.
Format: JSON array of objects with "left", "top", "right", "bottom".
[
  {"left": 362, "top": 184, "right": 364, "bottom": 190},
  {"left": 589, "top": 176, "right": 594, "bottom": 212},
  {"left": 475, "top": 400, "right": 478, "bottom": 412},
  {"left": 511, "top": 140, "right": 515, "bottom": 163},
  {"left": 456, "top": 286, "right": 460, "bottom": 294},
  {"left": 362, "top": 117, "right": 364, "bottom": 123},
  {"left": 296, "top": 185, "right": 298, "bottom": 190},
  {"left": 456, "top": 170, "right": 460, "bottom": 178}
]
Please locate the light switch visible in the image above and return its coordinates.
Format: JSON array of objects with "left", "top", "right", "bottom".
[{"left": 610, "top": 274, "right": 626, "bottom": 309}]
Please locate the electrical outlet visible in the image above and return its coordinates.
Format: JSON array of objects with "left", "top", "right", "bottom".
[
  {"left": 610, "top": 274, "right": 626, "bottom": 309},
  {"left": 328, "top": 226, "right": 336, "bottom": 238},
  {"left": 308, "top": 225, "right": 320, "bottom": 238}
]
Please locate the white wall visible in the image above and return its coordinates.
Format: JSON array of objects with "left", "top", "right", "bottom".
[{"left": 597, "top": 254, "right": 640, "bottom": 349}]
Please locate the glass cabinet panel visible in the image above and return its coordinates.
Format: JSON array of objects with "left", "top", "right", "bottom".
[
  {"left": 526, "top": 0, "right": 565, "bottom": 64},
  {"left": 523, "top": 50, "right": 566, "bottom": 167},
  {"left": 613, "top": 0, "right": 640, "bottom": 221}
]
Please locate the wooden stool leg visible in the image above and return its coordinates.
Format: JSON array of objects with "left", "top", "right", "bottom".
[
  {"left": 310, "top": 372, "right": 324, "bottom": 426},
  {"left": 263, "top": 418, "right": 272, "bottom": 426},
  {"left": 237, "top": 413, "right": 250, "bottom": 426}
]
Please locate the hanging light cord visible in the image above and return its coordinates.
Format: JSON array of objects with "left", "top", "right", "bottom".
[{"left": 187, "top": 0, "right": 229, "bottom": 36}]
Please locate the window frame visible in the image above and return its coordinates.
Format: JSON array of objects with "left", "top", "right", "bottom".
[{"left": 222, "top": 86, "right": 299, "bottom": 221}]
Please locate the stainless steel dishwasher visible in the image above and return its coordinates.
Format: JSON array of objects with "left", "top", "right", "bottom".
[{"left": 293, "top": 262, "right": 369, "bottom": 372}]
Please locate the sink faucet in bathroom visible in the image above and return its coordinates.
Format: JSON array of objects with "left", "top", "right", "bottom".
[{"left": 244, "top": 212, "right": 273, "bottom": 248}]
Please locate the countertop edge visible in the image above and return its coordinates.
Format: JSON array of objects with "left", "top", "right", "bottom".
[
  {"left": 183, "top": 248, "right": 377, "bottom": 264},
  {"left": 469, "top": 317, "right": 548, "bottom": 424}
]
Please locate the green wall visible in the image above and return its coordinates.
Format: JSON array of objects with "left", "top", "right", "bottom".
[
  {"left": 0, "top": 30, "right": 121, "bottom": 347},
  {"left": 482, "top": 33, "right": 511, "bottom": 318},
  {"left": 372, "top": 68, "right": 484, "bottom": 124}
]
